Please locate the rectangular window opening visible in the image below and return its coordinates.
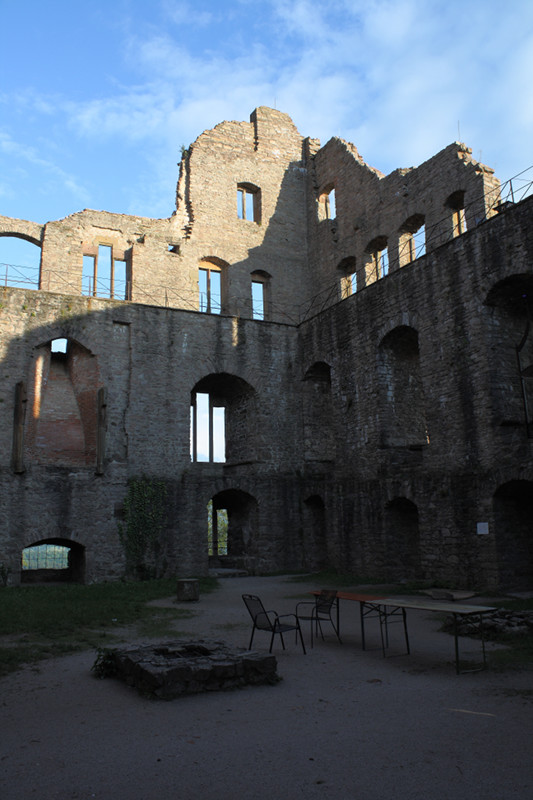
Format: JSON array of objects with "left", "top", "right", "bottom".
[
  {"left": 191, "top": 394, "right": 226, "bottom": 463},
  {"left": 199, "top": 269, "right": 209, "bottom": 312},
  {"left": 113, "top": 259, "right": 127, "bottom": 300},
  {"left": 212, "top": 406, "right": 225, "bottom": 462},
  {"left": 82, "top": 255, "right": 96, "bottom": 296},
  {"left": 194, "top": 392, "right": 210, "bottom": 462},
  {"left": 252, "top": 281, "right": 264, "bottom": 320},
  {"left": 380, "top": 248, "right": 389, "bottom": 277},
  {"left": 210, "top": 270, "right": 221, "bottom": 314},
  {"left": 327, "top": 189, "right": 336, "bottom": 220},
  {"left": 97, "top": 245, "right": 113, "bottom": 298}
]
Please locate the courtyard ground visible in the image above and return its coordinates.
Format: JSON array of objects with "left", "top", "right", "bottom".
[{"left": 1, "top": 573, "right": 532, "bottom": 800}]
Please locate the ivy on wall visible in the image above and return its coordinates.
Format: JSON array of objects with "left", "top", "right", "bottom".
[{"left": 118, "top": 476, "right": 168, "bottom": 580}]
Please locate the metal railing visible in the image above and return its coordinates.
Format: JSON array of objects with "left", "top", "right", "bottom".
[{"left": 2, "top": 165, "right": 532, "bottom": 324}]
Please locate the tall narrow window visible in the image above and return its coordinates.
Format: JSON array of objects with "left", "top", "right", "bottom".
[
  {"left": 252, "top": 281, "right": 264, "bottom": 320},
  {"left": 365, "top": 236, "right": 388, "bottom": 280},
  {"left": 250, "top": 270, "right": 271, "bottom": 320},
  {"left": 446, "top": 191, "right": 467, "bottom": 238},
  {"left": 82, "top": 255, "right": 96, "bottom": 296},
  {"left": 190, "top": 392, "right": 226, "bottom": 462},
  {"left": 318, "top": 184, "right": 336, "bottom": 222},
  {"left": 199, "top": 264, "right": 222, "bottom": 314},
  {"left": 207, "top": 500, "right": 229, "bottom": 556},
  {"left": 237, "top": 183, "right": 261, "bottom": 223},
  {"left": 399, "top": 215, "right": 426, "bottom": 267},
  {"left": 97, "top": 245, "right": 112, "bottom": 298},
  {"left": 338, "top": 256, "right": 357, "bottom": 299},
  {"left": 325, "top": 188, "right": 336, "bottom": 220}
]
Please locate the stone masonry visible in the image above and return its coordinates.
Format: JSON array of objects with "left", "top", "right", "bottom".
[{"left": 0, "top": 107, "right": 532, "bottom": 589}]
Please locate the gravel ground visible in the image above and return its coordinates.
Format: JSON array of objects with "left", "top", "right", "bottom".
[{"left": 1, "top": 574, "right": 532, "bottom": 800}]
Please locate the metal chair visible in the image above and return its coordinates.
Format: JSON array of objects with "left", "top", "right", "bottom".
[
  {"left": 242, "top": 594, "right": 306, "bottom": 654},
  {"left": 296, "top": 589, "right": 342, "bottom": 647}
]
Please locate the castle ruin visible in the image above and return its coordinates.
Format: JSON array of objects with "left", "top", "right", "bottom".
[{"left": 1, "top": 107, "right": 532, "bottom": 588}]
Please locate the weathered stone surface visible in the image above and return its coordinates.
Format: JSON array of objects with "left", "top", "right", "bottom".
[
  {"left": 112, "top": 640, "right": 279, "bottom": 699},
  {"left": 0, "top": 107, "right": 532, "bottom": 591}
]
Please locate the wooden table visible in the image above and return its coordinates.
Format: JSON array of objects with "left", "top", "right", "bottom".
[{"left": 316, "top": 590, "right": 496, "bottom": 674}]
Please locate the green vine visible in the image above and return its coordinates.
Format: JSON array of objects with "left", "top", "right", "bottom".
[{"left": 118, "top": 475, "right": 168, "bottom": 580}]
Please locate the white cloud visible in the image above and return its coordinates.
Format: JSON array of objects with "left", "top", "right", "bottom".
[{"left": 3, "top": 0, "right": 532, "bottom": 222}]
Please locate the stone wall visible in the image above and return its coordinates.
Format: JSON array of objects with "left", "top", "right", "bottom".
[{"left": 0, "top": 108, "right": 531, "bottom": 589}]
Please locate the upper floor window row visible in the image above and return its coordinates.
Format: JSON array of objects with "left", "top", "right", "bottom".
[
  {"left": 237, "top": 183, "right": 261, "bottom": 224},
  {"left": 318, "top": 185, "right": 470, "bottom": 251}
]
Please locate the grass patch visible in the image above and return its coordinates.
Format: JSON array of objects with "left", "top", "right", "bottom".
[{"left": 0, "top": 576, "right": 218, "bottom": 677}]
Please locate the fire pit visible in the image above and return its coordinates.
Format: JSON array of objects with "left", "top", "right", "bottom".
[{"left": 109, "top": 639, "right": 279, "bottom": 699}]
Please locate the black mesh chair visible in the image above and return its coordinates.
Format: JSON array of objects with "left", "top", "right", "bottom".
[
  {"left": 296, "top": 589, "right": 342, "bottom": 647},
  {"left": 242, "top": 594, "right": 307, "bottom": 654}
]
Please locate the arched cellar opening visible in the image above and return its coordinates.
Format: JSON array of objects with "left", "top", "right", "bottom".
[
  {"left": 208, "top": 489, "right": 259, "bottom": 571},
  {"left": 21, "top": 538, "right": 86, "bottom": 584},
  {"left": 382, "top": 498, "right": 422, "bottom": 581},
  {"left": 493, "top": 480, "right": 533, "bottom": 590},
  {"left": 302, "top": 495, "right": 328, "bottom": 571}
]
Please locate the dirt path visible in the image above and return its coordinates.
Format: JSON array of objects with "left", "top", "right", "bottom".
[{"left": 1, "top": 574, "right": 531, "bottom": 800}]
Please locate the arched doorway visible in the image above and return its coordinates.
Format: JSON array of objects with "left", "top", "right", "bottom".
[
  {"left": 383, "top": 498, "right": 422, "bottom": 581},
  {"left": 208, "top": 489, "right": 258, "bottom": 569},
  {"left": 493, "top": 480, "right": 533, "bottom": 589}
]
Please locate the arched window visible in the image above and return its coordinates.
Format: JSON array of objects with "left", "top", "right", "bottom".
[
  {"left": 446, "top": 190, "right": 467, "bottom": 237},
  {"left": 237, "top": 183, "right": 261, "bottom": 223},
  {"left": 250, "top": 270, "right": 271, "bottom": 320},
  {"left": 398, "top": 215, "right": 426, "bottom": 266}
]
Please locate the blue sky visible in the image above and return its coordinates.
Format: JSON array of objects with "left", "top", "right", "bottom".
[{"left": 1, "top": 0, "right": 532, "bottom": 268}]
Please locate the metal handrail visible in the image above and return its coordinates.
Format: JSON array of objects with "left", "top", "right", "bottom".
[{"left": 2, "top": 165, "right": 532, "bottom": 323}]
